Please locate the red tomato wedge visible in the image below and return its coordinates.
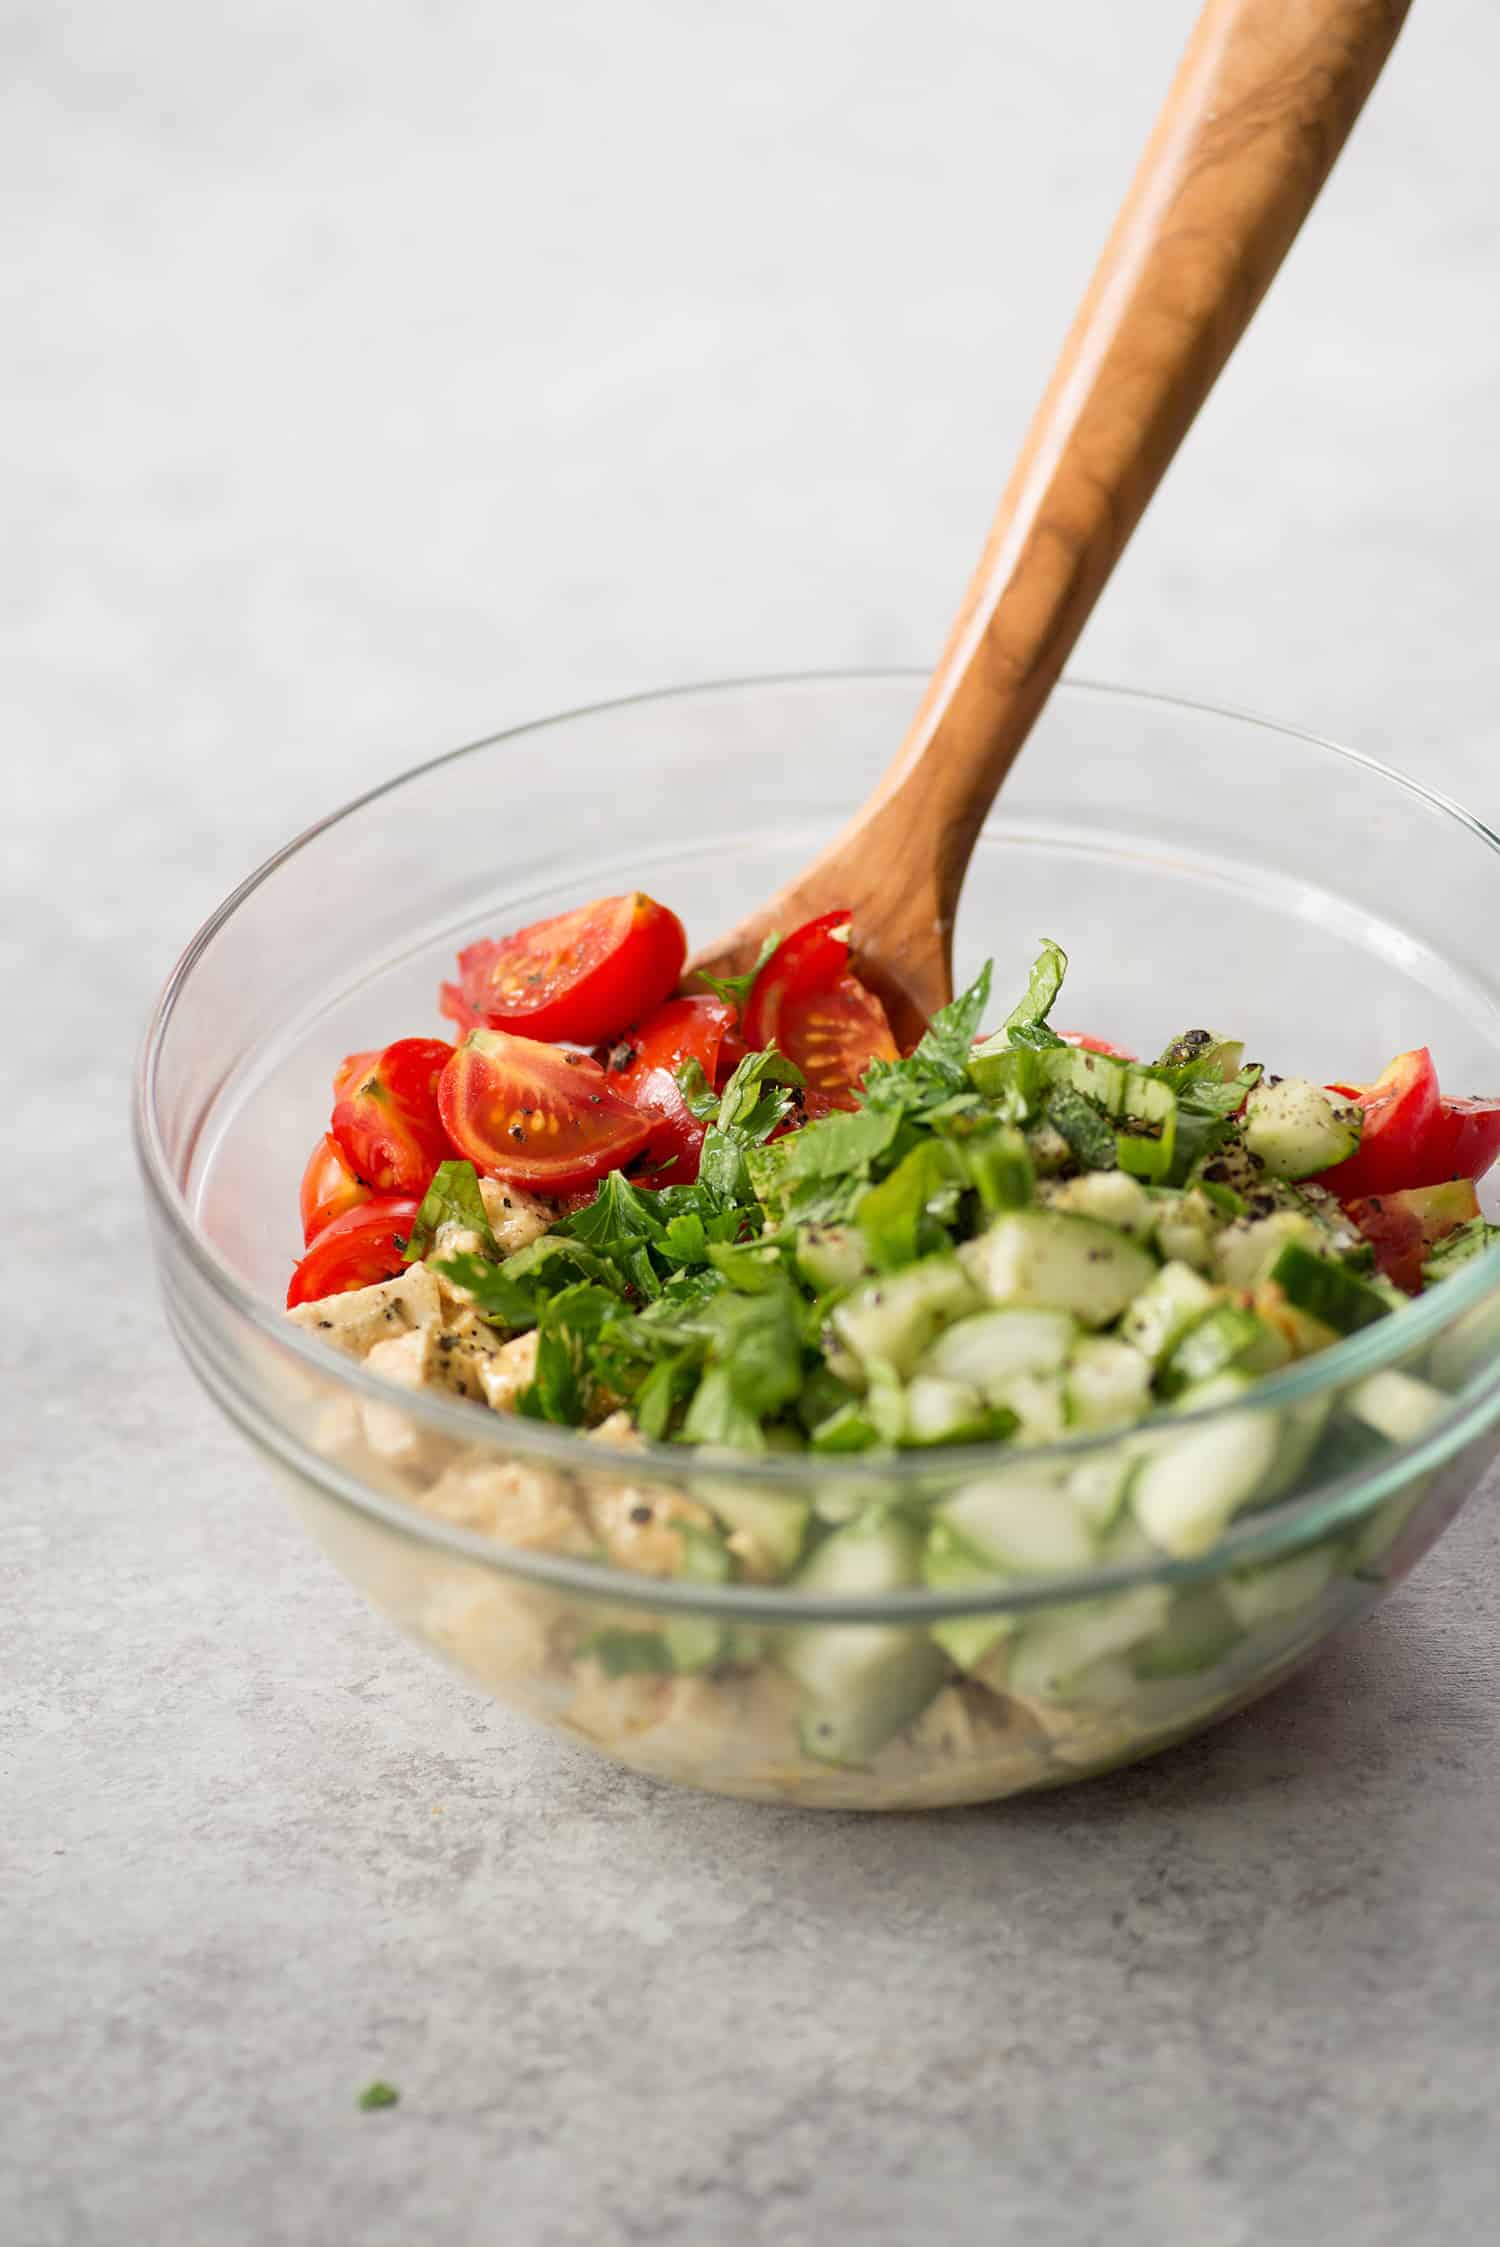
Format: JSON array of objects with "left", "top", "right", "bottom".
[
  {"left": 333, "top": 1049, "right": 381, "bottom": 1103},
  {"left": 299, "top": 1132, "right": 372, "bottom": 1245},
  {"left": 741, "top": 910, "right": 899, "bottom": 1111},
  {"left": 287, "top": 1195, "right": 421, "bottom": 1308},
  {"left": 1059, "top": 1032, "right": 1137, "bottom": 1059},
  {"left": 439, "top": 1029, "right": 652, "bottom": 1192},
  {"left": 1313, "top": 1047, "right": 1442, "bottom": 1199},
  {"left": 446, "top": 894, "right": 687, "bottom": 1045},
  {"left": 1400, "top": 1096, "right": 1500, "bottom": 1189},
  {"left": 1345, "top": 1180, "right": 1480, "bottom": 1294},
  {"left": 331, "top": 1037, "right": 454, "bottom": 1196},
  {"left": 605, "top": 995, "right": 737, "bottom": 1187}
]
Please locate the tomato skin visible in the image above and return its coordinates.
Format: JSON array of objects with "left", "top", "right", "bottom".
[
  {"left": 449, "top": 893, "right": 687, "bottom": 1045},
  {"left": 1060, "top": 1032, "right": 1137, "bottom": 1060},
  {"left": 1313, "top": 1048, "right": 1442, "bottom": 1199},
  {"left": 438, "top": 980, "right": 488, "bottom": 1040},
  {"left": 438, "top": 1028, "right": 652, "bottom": 1192},
  {"left": 333, "top": 1049, "right": 381, "bottom": 1103},
  {"left": 741, "top": 910, "right": 899, "bottom": 1111},
  {"left": 286, "top": 1195, "right": 421, "bottom": 1308},
  {"left": 1345, "top": 1180, "right": 1480, "bottom": 1294},
  {"left": 606, "top": 995, "right": 736, "bottom": 1187},
  {"left": 299, "top": 1133, "right": 372, "bottom": 1244},
  {"left": 1401, "top": 1096, "right": 1500, "bottom": 1189},
  {"left": 330, "top": 1037, "right": 453, "bottom": 1196}
]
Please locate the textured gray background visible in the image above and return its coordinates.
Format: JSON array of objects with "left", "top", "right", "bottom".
[{"left": 9, "top": 3, "right": 1500, "bottom": 2241}]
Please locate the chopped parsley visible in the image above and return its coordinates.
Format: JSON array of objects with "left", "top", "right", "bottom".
[{"left": 358, "top": 2081, "right": 400, "bottom": 2112}]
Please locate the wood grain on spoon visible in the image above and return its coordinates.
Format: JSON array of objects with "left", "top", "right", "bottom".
[{"left": 689, "top": 0, "right": 1411, "bottom": 1048}]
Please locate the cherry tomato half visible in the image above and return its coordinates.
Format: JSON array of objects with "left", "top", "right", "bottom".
[
  {"left": 1314, "top": 1048, "right": 1441, "bottom": 1198},
  {"left": 1060, "top": 1032, "right": 1138, "bottom": 1060},
  {"left": 330, "top": 1037, "right": 454, "bottom": 1196},
  {"left": 438, "top": 1029, "right": 652, "bottom": 1192},
  {"left": 605, "top": 994, "right": 737, "bottom": 1186},
  {"left": 286, "top": 1195, "right": 421, "bottom": 1308},
  {"left": 1345, "top": 1179, "right": 1480, "bottom": 1294},
  {"left": 741, "top": 910, "right": 899, "bottom": 1111},
  {"left": 447, "top": 893, "right": 687, "bottom": 1045},
  {"left": 299, "top": 1132, "right": 372, "bottom": 1245}
]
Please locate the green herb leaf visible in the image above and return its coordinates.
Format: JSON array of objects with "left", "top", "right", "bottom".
[
  {"left": 403, "top": 1160, "right": 497, "bottom": 1263},
  {"left": 856, "top": 1139, "right": 965, "bottom": 1270},
  {"left": 678, "top": 1283, "right": 805, "bottom": 1449},
  {"left": 858, "top": 962, "right": 995, "bottom": 1116},
  {"left": 694, "top": 932, "right": 780, "bottom": 1013},
  {"left": 557, "top": 1169, "right": 665, "bottom": 1256},
  {"left": 519, "top": 1282, "right": 622, "bottom": 1423},
  {"left": 358, "top": 2081, "right": 399, "bottom": 2112},
  {"left": 673, "top": 1057, "right": 721, "bottom": 1121},
  {"left": 1002, "top": 940, "right": 1068, "bottom": 1037}
]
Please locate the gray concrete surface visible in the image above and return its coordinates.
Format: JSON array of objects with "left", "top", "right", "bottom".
[{"left": 9, "top": 2, "right": 1500, "bottom": 2240}]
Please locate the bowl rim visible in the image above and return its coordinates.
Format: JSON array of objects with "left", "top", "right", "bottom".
[{"left": 134, "top": 669, "right": 1500, "bottom": 1619}]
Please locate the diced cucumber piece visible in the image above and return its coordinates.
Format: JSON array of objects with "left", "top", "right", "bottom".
[
  {"left": 1120, "top": 1259, "right": 1220, "bottom": 1362},
  {"left": 1159, "top": 1303, "right": 1290, "bottom": 1397},
  {"left": 1256, "top": 1390, "right": 1333, "bottom": 1502},
  {"left": 1132, "top": 1585, "right": 1241, "bottom": 1678},
  {"left": 1113, "top": 1073, "right": 1178, "bottom": 1181},
  {"left": 939, "top": 1471, "right": 1094, "bottom": 1574},
  {"left": 1243, "top": 1076, "right": 1361, "bottom": 1180},
  {"left": 1042, "top": 1042, "right": 1131, "bottom": 1111},
  {"left": 903, "top": 1374, "right": 991, "bottom": 1447},
  {"left": 697, "top": 1482, "right": 810, "bottom": 1580},
  {"left": 1155, "top": 1031, "right": 1245, "bottom": 1080},
  {"left": 921, "top": 1523, "right": 1021, "bottom": 1670},
  {"left": 830, "top": 1255, "right": 980, "bottom": 1377},
  {"left": 988, "top": 1370, "right": 1067, "bottom": 1442},
  {"left": 960, "top": 1211, "right": 1157, "bottom": 1328},
  {"left": 781, "top": 1513, "right": 947, "bottom": 1766},
  {"left": 1269, "top": 1242, "right": 1391, "bottom": 1335},
  {"left": 1154, "top": 1185, "right": 1230, "bottom": 1271},
  {"left": 1008, "top": 1585, "right": 1171, "bottom": 1700},
  {"left": 960, "top": 1124, "right": 1035, "bottom": 1215},
  {"left": 1131, "top": 1407, "right": 1282, "bottom": 1556},
  {"left": 1221, "top": 1543, "right": 1337, "bottom": 1629},
  {"left": 1214, "top": 1209, "right": 1327, "bottom": 1289},
  {"left": 1431, "top": 1291, "right": 1500, "bottom": 1390},
  {"left": 1065, "top": 1444, "right": 1138, "bottom": 1533},
  {"left": 1024, "top": 1121, "right": 1075, "bottom": 1176},
  {"left": 1345, "top": 1369, "right": 1447, "bottom": 1445},
  {"left": 795, "top": 1223, "right": 871, "bottom": 1294},
  {"left": 660, "top": 1525, "right": 733, "bottom": 1671},
  {"left": 919, "top": 1306, "right": 1077, "bottom": 1395},
  {"left": 808, "top": 1401, "right": 881, "bottom": 1454},
  {"left": 1065, "top": 1337, "right": 1153, "bottom": 1431},
  {"left": 1046, "top": 1168, "right": 1156, "bottom": 1239}
]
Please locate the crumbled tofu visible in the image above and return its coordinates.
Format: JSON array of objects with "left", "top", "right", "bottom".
[
  {"left": 366, "top": 1316, "right": 503, "bottom": 1407},
  {"left": 286, "top": 1262, "right": 442, "bottom": 1357},
  {"left": 478, "top": 1176, "right": 555, "bottom": 1254},
  {"left": 583, "top": 1476, "right": 716, "bottom": 1578},
  {"left": 416, "top": 1458, "right": 594, "bottom": 1554},
  {"left": 587, "top": 1410, "right": 644, "bottom": 1450},
  {"left": 479, "top": 1329, "right": 540, "bottom": 1413}
]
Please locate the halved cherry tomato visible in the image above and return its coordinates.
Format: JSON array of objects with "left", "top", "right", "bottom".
[
  {"left": 299, "top": 1132, "right": 372, "bottom": 1245},
  {"left": 605, "top": 995, "right": 737, "bottom": 1187},
  {"left": 286, "top": 1195, "right": 421, "bottom": 1308},
  {"left": 439, "top": 1029, "right": 652, "bottom": 1192},
  {"left": 1060, "top": 1032, "right": 1137, "bottom": 1060},
  {"left": 331, "top": 1037, "right": 454, "bottom": 1195},
  {"left": 333, "top": 1049, "right": 381, "bottom": 1102},
  {"left": 1399, "top": 1096, "right": 1500, "bottom": 1189},
  {"left": 438, "top": 981, "right": 488, "bottom": 1040},
  {"left": 1345, "top": 1179, "right": 1480, "bottom": 1294},
  {"left": 446, "top": 893, "right": 687, "bottom": 1045},
  {"left": 741, "top": 910, "right": 899, "bottom": 1111},
  {"left": 1314, "top": 1048, "right": 1442, "bottom": 1199}
]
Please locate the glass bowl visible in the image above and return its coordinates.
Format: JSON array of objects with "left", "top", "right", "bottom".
[{"left": 135, "top": 674, "right": 1500, "bottom": 1809}]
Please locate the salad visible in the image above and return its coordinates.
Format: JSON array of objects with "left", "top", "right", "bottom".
[{"left": 282, "top": 893, "right": 1500, "bottom": 1782}]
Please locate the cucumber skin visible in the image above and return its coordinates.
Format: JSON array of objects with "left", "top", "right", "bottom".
[{"left": 1243, "top": 1077, "right": 1361, "bottom": 1181}]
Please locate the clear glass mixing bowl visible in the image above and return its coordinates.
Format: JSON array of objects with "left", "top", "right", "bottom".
[{"left": 135, "top": 675, "right": 1500, "bottom": 1808}]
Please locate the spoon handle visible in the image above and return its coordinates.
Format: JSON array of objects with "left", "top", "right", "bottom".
[{"left": 855, "top": 0, "right": 1411, "bottom": 963}]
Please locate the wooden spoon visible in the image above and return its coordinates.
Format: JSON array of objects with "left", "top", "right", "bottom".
[{"left": 690, "top": 0, "right": 1411, "bottom": 1047}]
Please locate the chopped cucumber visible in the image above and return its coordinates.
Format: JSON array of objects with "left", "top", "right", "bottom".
[
  {"left": 697, "top": 1481, "right": 810, "bottom": 1580},
  {"left": 661, "top": 1523, "right": 734, "bottom": 1671},
  {"left": 919, "top": 1306, "right": 1077, "bottom": 1395},
  {"left": 1043, "top": 1043, "right": 1131, "bottom": 1112},
  {"left": 795, "top": 1223, "right": 871, "bottom": 1294},
  {"left": 1255, "top": 1390, "right": 1332, "bottom": 1503},
  {"left": 780, "top": 1514, "right": 947, "bottom": 1766},
  {"left": 1156, "top": 1031, "right": 1245, "bottom": 1080},
  {"left": 1065, "top": 1445, "right": 1138, "bottom": 1534},
  {"left": 1431, "top": 1292, "right": 1500, "bottom": 1390},
  {"left": 1112, "top": 1074, "right": 1178, "bottom": 1181},
  {"left": 1155, "top": 1185, "right": 1231, "bottom": 1270},
  {"left": 960, "top": 1210, "right": 1157, "bottom": 1328},
  {"left": 961, "top": 1124, "right": 1035, "bottom": 1215},
  {"left": 1345, "top": 1369, "right": 1447, "bottom": 1445},
  {"left": 1120, "top": 1259, "right": 1220, "bottom": 1362},
  {"left": 1132, "top": 1585, "right": 1241, "bottom": 1678},
  {"left": 1159, "top": 1304, "right": 1290, "bottom": 1397},
  {"left": 987, "top": 1369, "right": 1067, "bottom": 1442},
  {"left": 1243, "top": 1076, "right": 1361, "bottom": 1180},
  {"left": 808, "top": 1400, "right": 881, "bottom": 1454},
  {"left": 831, "top": 1255, "right": 981, "bottom": 1378},
  {"left": 1131, "top": 1406, "right": 1281, "bottom": 1556},
  {"left": 1269, "top": 1242, "right": 1391, "bottom": 1335},
  {"left": 939, "top": 1471, "right": 1094, "bottom": 1574},
  {"left": 1221, "top": 1543, "right": 1337, "bottom": 1629},
  {"left": 903, "top": 1373, "right": 991, "bottom": 1447},
  {"left": 921, "top": 1523, "right": 1021, "bottom": 1670},
  {"left": 1007, "top": 1585, "right": 1172, "bottom": 1700},
  {"left": 1214, "top": 1209, "right": 1327, "bottom": 1289},
  {"left": 1046, "top": 1168, "right": 1155, "bottom": 1239},
  {"left": 1065, "top": 1337, "right": 1153, "bottom": 1431}
]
